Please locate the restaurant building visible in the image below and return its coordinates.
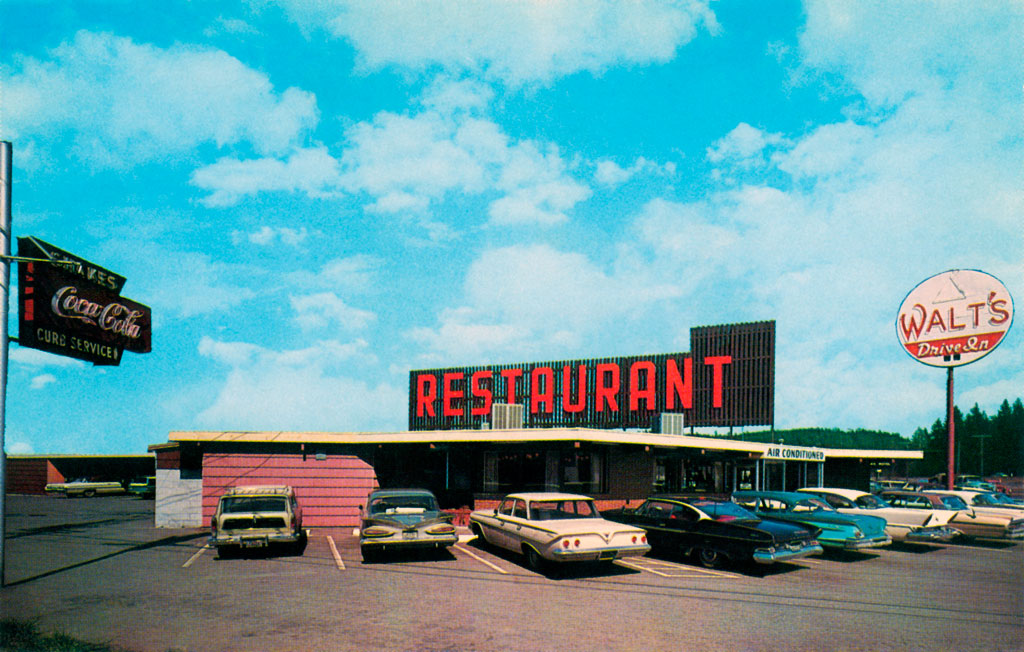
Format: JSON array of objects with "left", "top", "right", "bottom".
[{"left": 149, "top": 321, "right": 922, "bottom": 528}]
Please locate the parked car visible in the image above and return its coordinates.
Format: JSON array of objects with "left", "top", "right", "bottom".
[
  {"left": 209, "top": 485, "right": 306, "bottom": 557},
  {"left": 603, "top": 495, "right": 822, "bottom": 568},
  {"left": 882, "top": 490, "right": 1024, "bottom": 541},
  {"left": 469, "top": 492, "right": 650, "bottom": 573},
  {"left": 797, "top": 488, "right": 959, "bottom": 543},
  {"left": 924, "top": 490, "right": 1024, "bottom": 540},
  {"left": 44, "top": 478, "right": 125, "bottom": 498},
  {"left": 732, "top": 491, "right": 891, "bottom": 551},
  {"left": 128, "top": 476, "right": 156, "bottom": 499},
  {"left": 359, "top": 489, "right": 458, "bottom": 561}
]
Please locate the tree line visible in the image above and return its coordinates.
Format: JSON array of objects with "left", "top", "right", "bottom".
[{"left": 718, "top": 397, "right": 1023, "bottom": 477}]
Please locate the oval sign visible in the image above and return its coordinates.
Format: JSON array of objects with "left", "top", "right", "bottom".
[{"left": 896, "top": 269, "right": 1014, "bottom": 367}]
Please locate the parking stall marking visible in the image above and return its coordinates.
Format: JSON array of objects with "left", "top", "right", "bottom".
[
  {"left": 453, "top": 544, "right": 509, "bottom": 574},
  {"left": 182, "top": 544, "right": 210, "bottom": 568},
  {"left": 616, "top": 557, "right": 738, "bottom": 579},
  {"left": 326, "top": 535, "right": 346, "bottom": 571}
]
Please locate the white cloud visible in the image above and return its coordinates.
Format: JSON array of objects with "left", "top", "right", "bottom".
[
  {"left": 30, "top": 374, "right": 57, "bottom": 390},
  {"left": 706, "top": 123, "right": 787, "bottom": 167},
  {"left": 11, "top": 347, "right": 87, "bottom": 369},
  {"left": 192, "top": 146, "right": 340, "bottom": 207},
  {"left": 6, "top": 441, "right": 34, "bottom": 455},
  {"left": 290, "top": 292, "right": 376, "bottom": 331},
  {"left": 277, "top": 0, "right": 718, "bottom": 86},
  {"left": 3, "top": 30, "right": 318, "bottom": 168},
  {"left": 235, "top": 225, "right": 310, "bottom": 247},
  {"left": 196, "top": 337, "right": 401, "bottom": 431},
  {"left": 594, "top": 157, "right": 675, "bottom": 188}
]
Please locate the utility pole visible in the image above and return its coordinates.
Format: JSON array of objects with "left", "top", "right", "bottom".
[{"left": 1, "top": 141, "right": 12, "bottom": 587}]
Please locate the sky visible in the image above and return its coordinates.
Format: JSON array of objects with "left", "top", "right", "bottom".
[{"left": 0, "top": 0, "right": 1020, "bottom": 456}]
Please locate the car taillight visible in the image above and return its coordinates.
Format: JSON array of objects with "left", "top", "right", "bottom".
[
  {"left": 632, "top": 535, "right": 637, "bottom": 544},
  {"left": 562, "top": 539, "right": 570, "bottom": 548},
  {"left": 426, "top": 524, "right": 456, "bottom": 535},
  {"left": 362, "top": 526, "right": 393, "bottom": 538},
  {"left": 574, "top": 539, "right": 581, "bottom": 548},
  {"left": 641, "top": 535, "right": 647, "bottom": 543}
]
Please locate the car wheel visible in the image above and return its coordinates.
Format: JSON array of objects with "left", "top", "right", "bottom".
[
  {"left": 697, "top": 547, "right": 724, "bottom": 569},
  {"left": 361, "top": 547, "right": 379, "bottom": 563},
  {"left": 524, "top": 546, "right": 546, "bottom": 573},
  {"left": 217, "top": 546, "right": 236, "bottom": 560},
  {"left": 469, "top": 522, "right": 485, "bottom": 543},
  {"left": 83, "top": 489, "right": 96, "bottom": 498}
]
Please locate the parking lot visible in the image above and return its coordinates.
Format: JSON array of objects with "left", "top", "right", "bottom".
[{"left": 2, "top": 495, "right": 1022, "bottom": 652}]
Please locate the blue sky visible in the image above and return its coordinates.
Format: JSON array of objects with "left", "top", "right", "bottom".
[{"left": 0, "top": 1, "right": 1020, "bottom": 455}]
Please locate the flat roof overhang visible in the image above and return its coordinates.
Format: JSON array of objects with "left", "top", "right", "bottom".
[{"left": 166, "top": 429, "right": 921, "bottom": 460}]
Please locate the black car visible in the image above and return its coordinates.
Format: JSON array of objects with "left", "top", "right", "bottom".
[{"left": 605, "top": 495, "right": 823, "bottom": 568}]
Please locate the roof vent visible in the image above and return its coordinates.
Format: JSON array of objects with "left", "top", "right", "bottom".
[{"left": 659, "top": 412, "right": 685, "bottom": 435}]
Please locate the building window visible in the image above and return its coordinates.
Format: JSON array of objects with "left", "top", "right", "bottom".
[
  {"left": 482, "top": 451, "right": 547, "bottom": 493},
  {"left": 560, "top": 450, "right": 605, "bottom": 494}
]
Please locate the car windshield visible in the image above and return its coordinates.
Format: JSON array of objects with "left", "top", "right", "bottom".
[
  {"left": 529, "top": 499, "right": 600, "bottom": 520},
  {"left": 987, "top": 493, "right": 1017, "bottom": 505},
  {"left": 694, "top": 500, "right": 758, "bottom": 521},
  {"left": 369, "top": 494, "right": 439, "bottom": 515},
  {"left": 221, "top": 496, "right": 288, "bottom": 513},
  {"left": 855, "top": 494, "right": 890, "bottom": 509},
  {"left": 938, "top": 496, "right": 968, "bottom": 510}
]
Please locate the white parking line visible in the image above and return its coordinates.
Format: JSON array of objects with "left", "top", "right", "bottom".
[
  {"left": 183, "top": 544, "right": 209, "bottom": 568},
  {"left": 454, "top": 544, "right": 509, "bottom": 574},
  {"left": 616, "top": 557, "right": 737, "bottom": 578},
  {"left": 326, "top": 535, "right": 346, "bottom": 571}
]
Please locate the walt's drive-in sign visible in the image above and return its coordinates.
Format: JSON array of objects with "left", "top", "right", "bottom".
[{"left": 17, "top": 237, "right": 151, "bottom": 366}]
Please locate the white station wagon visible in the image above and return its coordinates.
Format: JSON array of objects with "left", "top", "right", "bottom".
[{"left": 469, "top": 492, "right": 650, "bottom": 572}]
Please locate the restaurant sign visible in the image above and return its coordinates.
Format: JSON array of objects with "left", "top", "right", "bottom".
[
  {"left": 17, "top": 237, "right": 151, "bottom": 366},
  {"left": 409, "top": 321, "right": 775, "bottom": 431},
  {"left": 896, "top": 270, "right": 1013, "bottom": 368}
]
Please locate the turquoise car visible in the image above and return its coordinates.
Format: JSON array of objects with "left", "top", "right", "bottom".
[{"left": 732, "top": 491, "right": 891, "bottom": 551}]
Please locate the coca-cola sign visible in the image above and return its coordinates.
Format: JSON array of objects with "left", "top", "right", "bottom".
[
  {"left": 17, "top": 237, "right": 151, "bottom": 366},
  {"left": 896, "top": 269, "right": 1013, "bottom": 368}
]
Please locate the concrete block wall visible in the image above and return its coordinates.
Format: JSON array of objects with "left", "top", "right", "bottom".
[{"left": 155, "top": 469, "right": 203, "bottom": 528}]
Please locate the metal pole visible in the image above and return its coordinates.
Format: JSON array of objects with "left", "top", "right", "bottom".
[
  {"left": 946, "top": 367, "right": 955, "bottom": 490},
  {"left": 0, "top": 141, "right": 12, "bottom": 587}
]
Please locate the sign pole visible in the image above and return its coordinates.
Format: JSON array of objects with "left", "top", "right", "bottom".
[
  {"left": 946, "top": 366, "right": 955, "bottom": 490},
  {"left": 0, "top": 140, "right": 12, "bottom": 587}
]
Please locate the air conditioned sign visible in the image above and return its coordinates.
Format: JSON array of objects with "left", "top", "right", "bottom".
[
  {"left": 763, "top": 445, "right": 826, "bottom": 462},
  {"left": 896, "top": 270, "right": 1013, "bottom": 368},
  {"left": 17, "top": 237, "right": 151, "bottom": 366}
]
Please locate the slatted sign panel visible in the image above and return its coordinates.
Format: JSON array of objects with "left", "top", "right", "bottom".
[
  {"left": 202, "top": 452, "right": 378, "bottom": 527},
  {"left": 409, "top": 321, "right": 775, "bottom": 430}
]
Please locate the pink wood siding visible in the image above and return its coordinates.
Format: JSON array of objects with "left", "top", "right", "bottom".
[{"left": 202, "top": 452, "right": 378, "bottom": 527}]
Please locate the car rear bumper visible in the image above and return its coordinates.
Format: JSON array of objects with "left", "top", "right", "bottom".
[
  {"left": 360, "top": 534, "right": 458, "bottom": 549},
  {"left": 839, "top": 534, "right": 892, "bottom": 550},
  {"left": 211, "top": 530, "right": 304, "bottom": 548},
  {"left": 904, "top": 526, "right": 960, "bottom": 543},
  {"left": 549, "top": 544, "right": 651, "bottom": 562},
  {"left": 753, "top": 542, "right": 823, "bottom": 564}
]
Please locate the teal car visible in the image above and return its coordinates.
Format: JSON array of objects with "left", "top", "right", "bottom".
[{"left": 732, "top": 491, "right": 891, "bottom": 551}]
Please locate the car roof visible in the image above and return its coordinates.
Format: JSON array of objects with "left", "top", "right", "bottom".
[
  {"left": 223, "top": 485, "right": 293, "bottom": 496},
  {"left": 504, "top": 492, "right": 593, "bottom": 502},
  {"left": 798, "top": 488, "right": 867, "bottom": 500},
  {"left": 644, "top": 494, "right": 727, "bottom": 504}
]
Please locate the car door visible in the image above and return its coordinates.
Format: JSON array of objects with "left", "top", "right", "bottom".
[
  {"left": 484, "top": 498, "right": 516, "bottom": 550},
  {"left": 633, "top": 500, "right": 676, "bottom": 550}
]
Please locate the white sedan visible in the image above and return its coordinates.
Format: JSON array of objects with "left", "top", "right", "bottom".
[
  {"left": 797, "top": 487, "right": 960, "bottom": 543},
  {"left": 469, "top": 492, "right": 650, "bottom": 572}
]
